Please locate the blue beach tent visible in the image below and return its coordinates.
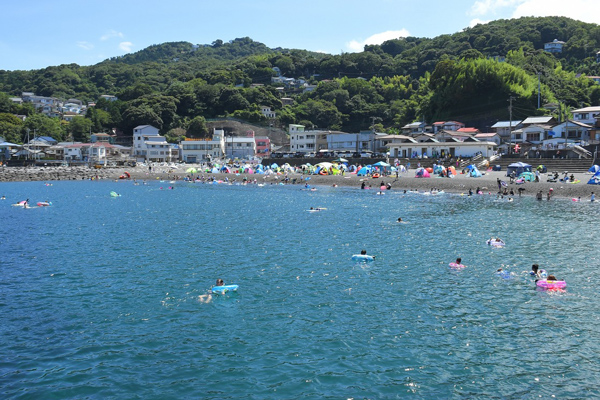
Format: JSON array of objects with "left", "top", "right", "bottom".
[
  {"left": 588, "top": 171, "right": 600, "bottom": 184},
  {"left": 506, "top": 162, "right": 532, "bottom": 177},
  {"left": 469, "top": 166, "right": 483, "bottom": 177},
  {"left": 589, "top": 165, "right": 600, "bottom": 174}
]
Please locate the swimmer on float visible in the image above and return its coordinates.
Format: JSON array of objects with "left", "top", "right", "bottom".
[
  {"left": 352, "top": 249, "right": 375, "bottom": 262},
  {"left": 487, "top": 237, "right": 505, "bottom": 247},
  {"left": 210, "top": 278, "right": 239, "bottom": 294},
  {"left": 536, "top": 274, "right": 567, "bottom": 290},
  {"left": 449, "top": 257, "right": 465, "bottom": 268}
]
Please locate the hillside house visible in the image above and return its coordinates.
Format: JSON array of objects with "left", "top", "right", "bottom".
[{"left": 544, "top": 39, "right": 565, "bottom": 53}]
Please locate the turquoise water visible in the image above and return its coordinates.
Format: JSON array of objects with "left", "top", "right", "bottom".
[{"left": 2, "top": 180, "right": 600, "bottom": 399}]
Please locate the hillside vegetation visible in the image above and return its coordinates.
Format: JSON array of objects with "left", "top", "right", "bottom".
[{"left": 1, "top": 17, "right": 600, "bottom": 144}]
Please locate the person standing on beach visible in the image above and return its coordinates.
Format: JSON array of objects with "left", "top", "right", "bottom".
[
  {"left": 592, "top": 192, "right": 596, "bottom": 202},
  {"left": 497, "top": 178, "right": 502, "bottom": 192}
]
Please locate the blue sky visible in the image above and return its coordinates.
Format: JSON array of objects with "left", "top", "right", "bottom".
[{"left": 1, "top": 0, "right": 598, "bottom": 71}]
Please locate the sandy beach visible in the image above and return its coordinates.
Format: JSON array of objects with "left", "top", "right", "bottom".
[{"left": 1, "top": 163, "right": 597, "bottom": 201}]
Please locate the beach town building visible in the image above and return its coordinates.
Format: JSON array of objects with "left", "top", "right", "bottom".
[
  {"left": 288, "top": 124, "right": 328, "bottom": 153},
  {"left": 412, "top": 132, "right": 436, "bottom": 143},
  {"left": 255, "top": 135, "right": 271, "bottom": 157},
  {"left": 179, "top": 129, "right": 226, "bottom": 163},
  {"left": 326, "top": 131, "right": 377, "bottom": 153},
  {"left": 475, "top": 132, "right": 502, "bottom": 145},
  {"left": 434, "top": 130, "right": 473, "bottom": 142},
  {"left": 491, "top": 120, "right": 523, "bottom": 142},
  {"left": 91, "top": 133, "right": 116, "bottom": 144},
  {"left": 401, "top": 121, "right": 431, "bottom": 135},
  {"left": 224, "top": 135, "right": 256, "bottom": 159},
  {"left": 432, "top": 121, "right": 465, "bottom": 133},
  {"left": 60, "top": 142, "right": 130, "bottom": 163},
  {"left": 520, "top": 116, "right": 556, "bottom": 127},
  {"left": 572, "top": 106, "right": 600, "bottom": 126},
  {"left": 547, "top": 120, "right": 592, "bottom": 145},
  {"left": 386, "top": 135, "right": 497, "bottom": 159},
  {"left": 132, "top": 125, "right": 171, "bottom": 163},
  {"left": 0, "top": 137, "right": 20, "bottom": 162}
]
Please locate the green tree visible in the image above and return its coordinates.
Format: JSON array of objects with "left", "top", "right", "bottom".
[
  {"left": 0, "top": 112, "right": 24, "bottom": 143},
  {"left": 120, "top": 105, "right": 163, "bottom": 135},
  {"left": 23, "top": 113, "right": 65, "bottom": 141},
  {"left": 67, "top": 117, "right": 93, "bottom": 142},
  {"left": 186, "top": 116, "right": 209, "bottom": 138}
]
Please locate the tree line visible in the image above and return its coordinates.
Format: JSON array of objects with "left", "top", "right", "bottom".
[{"left": 1, "top": 17, "right": 599, "bottom": 145}]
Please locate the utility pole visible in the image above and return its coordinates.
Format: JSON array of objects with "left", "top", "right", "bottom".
[
  {"left": 537, "top": 73, "right": 541, "bottom": 109},
  {"left": 370, "top": 116, "right": 378, "bottom": 152},
  {"left": 508, "top": 96, "right": 515, "bottom": 155}
]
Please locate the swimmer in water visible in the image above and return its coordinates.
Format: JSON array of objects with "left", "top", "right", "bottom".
[{"left": 530, "top": 264, "right": 547, "bottom": 278}]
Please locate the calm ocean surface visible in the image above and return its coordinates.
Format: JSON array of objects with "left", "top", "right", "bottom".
[{"left": 2, "top": 179, "right": 600, "bottom": 399}]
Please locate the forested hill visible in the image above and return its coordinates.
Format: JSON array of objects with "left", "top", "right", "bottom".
[
  {"left": 0, "top": 17, "right": 599, "bottom": 145},
  {"left": 101, "top": 37, "right": 276, "bottom": 65},
  {"left": 373, "top": 16, "right": 600, "bottom": 74}
]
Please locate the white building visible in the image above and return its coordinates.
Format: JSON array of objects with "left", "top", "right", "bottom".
[
  {"left": 386, "top": 136, "right": 497, "bottom": 159},
  {"left": 224, "top": 136, "right": 256, "bottom": 159},
  {"left": 326, "top": 131, "right": 376, "bottom": 152},
  {"left": 288, "top": 124, "right": 328, "bottom": 153},
  {"left": 260, "top": 106, "right": 276, "bottom": 119},
  {"left": 545, "top": 120, "right": 591, "bottom": 145},
  {"left": 132, "top": 125, "right": 171, "bottom": 162},
  {"left": 572, "top": 106, "right": 600, "bottom": 126},
  {"left": 491, "top": 120, "right": 522, "bottom": 142},
  {"left": 179, "top": 129, "right": 226, "bottom": 163},
  {"left": 432, "top": 121, "right": 465, "bottom": 133}
]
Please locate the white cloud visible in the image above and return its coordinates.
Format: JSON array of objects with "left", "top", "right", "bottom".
[
  {"left": 76, "top": 41, "right": 94, "bottom": 50},
  {"left": 469, "top": 0, "right": 600, "bottom": 23},
  {"left": 346, "top": 29, "right": 410, "bottom": 52},
  {"left": 469, "top": 0, "right": 519, "bottom": 16},
  {"left": 119, "top": 41, "right": 133, "bottom": 52},
  {"left": 101, "top": 30, "right": 124, "bottom": 41}
]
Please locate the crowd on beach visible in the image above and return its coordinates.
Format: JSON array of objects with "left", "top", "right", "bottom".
[{"left": 3, "top": 158, "right": 600, "bottom": 201}]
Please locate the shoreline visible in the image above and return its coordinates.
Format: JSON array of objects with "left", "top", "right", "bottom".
[{"left": 0, "top": 165, "right": 597, "bottom": 200}]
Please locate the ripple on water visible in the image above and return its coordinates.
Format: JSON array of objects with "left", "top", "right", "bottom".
[{"left": 1, "top": 181, "right": 600, "bottom": 398}]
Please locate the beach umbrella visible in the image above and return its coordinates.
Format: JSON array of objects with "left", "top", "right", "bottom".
[
  {"left": 186, "top": 167, "right": 197, "bottom": 173},
  {"left": 333, "top": 157, "right": 349, "bottom": 163}
]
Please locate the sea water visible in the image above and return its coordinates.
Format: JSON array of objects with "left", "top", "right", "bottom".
[{"left": 1, "top": 180, "right": 600, "bottom": 399}]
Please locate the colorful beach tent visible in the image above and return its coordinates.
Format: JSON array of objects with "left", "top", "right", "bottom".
[
  {"left": 519, "top": 171, "right": 535, "bottom": 181},
  {"left": 506, "top": 162, "right": 531, "bottom": 177},
  {"left": 588, "top": 171, "right": 600, "bottom": 184},
  {"left": 589, "top": 165, "right": 600, "bottom": 174},
  {"left": 469, "top": 166, "right": 483, "bottom": 177},
  {"left": 357, "top": 165, "right": 373, "bottom": 176},
  {"left": 415, "top": 167, "right": 430, "bottom": 178}
]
